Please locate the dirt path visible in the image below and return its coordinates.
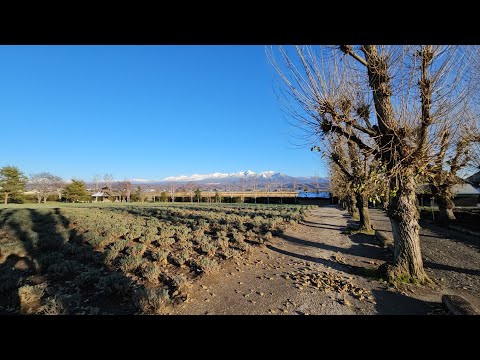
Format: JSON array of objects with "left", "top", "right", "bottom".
[{"left": 173, "top": 206, "right": 443, "bottom": 315}]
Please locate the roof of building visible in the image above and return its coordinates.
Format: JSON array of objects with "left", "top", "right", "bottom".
[
  {"left": 416, "top": 183, "right": 480, "bottom": 196},
  {"left": 451, "top": 183, "right": 480, "bottom": 196},
  {"left": 466, "top": 170, "right": 480, "bottom": 183}
]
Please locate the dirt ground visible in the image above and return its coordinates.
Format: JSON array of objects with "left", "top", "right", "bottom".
[{"left": 173, "top": 205, "right": 478, "bottom": 315}]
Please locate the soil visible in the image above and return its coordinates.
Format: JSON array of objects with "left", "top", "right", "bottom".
[{"left": 173, "top": 205, "right": 478, "bottom": 315}]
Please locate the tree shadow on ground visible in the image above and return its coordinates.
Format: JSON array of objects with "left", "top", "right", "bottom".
[
  {"left": 0, "top": 208, "right": 143, "bottom": 314},
  {"left": 299, "top": 221, "right": 349, "bottom": 231},
  {"left": 370, "top": 289, "right": 437, "bottom": 315},
  {"left": 266, "top": 244, "right": 369, "bottom": 277},
  {"left": 419, "top": 221, "right": 480, "bottom": 251},
  {"left": 423, "top": 261, "right": 480, "bottom": 277},
  {"left": 276, "top": 232, "right": 389, "bottom": 263}
]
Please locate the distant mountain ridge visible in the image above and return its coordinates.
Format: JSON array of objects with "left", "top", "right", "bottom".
[
  {"left": 163, "top": 170, "right": 281, "bottom": 182},
  {"left": 129, "top": 170, "right": 329, "bottom": 190}
]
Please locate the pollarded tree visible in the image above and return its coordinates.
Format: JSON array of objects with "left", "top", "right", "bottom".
[
  {"left": 29, "top": 172, "right": 64, "bottom": 203},
  {"left": 63, "top": 179, "right": 88, "bottom": 203},
  {"left": 0, "top": 165, "right": 28, "bottom": 204},
  {"left": 321, "top": 133, "right": 384, "bottom": 232},
  {"left": 270, "top": 45, "right": 479, "bottom": 283},
  {"left": 428, "top": 126, "right": 480, "bottom": 224}
]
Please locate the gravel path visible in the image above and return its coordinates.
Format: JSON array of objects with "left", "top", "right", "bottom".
[{"left": 173, "top": 206, "right": 446, "bottom": 315}]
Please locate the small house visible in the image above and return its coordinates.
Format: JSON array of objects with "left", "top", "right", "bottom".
[{"left": 91, "top": 187, "right": 121, "bottom": 202}]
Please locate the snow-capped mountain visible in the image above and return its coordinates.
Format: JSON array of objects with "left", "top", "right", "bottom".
[{"left": 163, "top": 170, "right": 285, "bottom": 182}]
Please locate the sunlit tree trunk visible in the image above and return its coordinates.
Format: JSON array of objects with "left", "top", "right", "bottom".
[
  {"left": 356, "top": 193, "right": 372, "bottom": 232},
  {"left": 388, "top": 173, "right": 428, "bottom": 282},
  {"left": 433, "top": 184, "right": 456, "bottom": 224}
]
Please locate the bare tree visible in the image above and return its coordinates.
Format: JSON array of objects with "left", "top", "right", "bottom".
[
  {"left": 185, "top": 181, "right": 195, "bottom": 203},
  {"left": 251, "top": 175, "right": 258, "bottom": 204},
  {"left": 92, "top": 174, "right": 101, "bottom": 192},
  {"left": 103, "top": 173, "right": 114, "bottom": 189},
  {"left": 471, "top": 141, "right": 480, "bottom": 170},
  {"left": 269, "top": 45, "right": 479, "bottom": 283},
  {"left": 117, "top": 179, "right": 133, "bottom": 202},
  {"left": 322, "top": 134, "right": 385, "bottom": 232},
  {"left": 168, "top": 183, "right": 176, "bottom": 203},
  {"left": 265, "top": 175, "right": 271, "bottom": 204},
  {"left": 278, "top": 178, "right": 284, "bottom": 203},
  {"left": 313, "top": 173, "right": 320, "bottom": 193},
  {"left": 30, "top": 172, "right": 64, "bottom": 203},
  {"left": 429, "top": 125, "right": 480, "bottom": 222}
]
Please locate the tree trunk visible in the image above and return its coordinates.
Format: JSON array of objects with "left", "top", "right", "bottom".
[
  {"left": 43, "top": 196, "right": 47, "bottom": 204},
  {"left": 382, "top": 201, "right": 389, "bottom": 211},
  {"left": 387, "top": 173, "right": 429, "bottom": 283},
  {"left": 4, "top": 193, "right": 8, "bottom": 204},
  {"left": 356, "top": 193, "right": 372, "bottom": 232},
  {"left": 348, "top": 193, "right": 359, "bottom": 220},
  {"left": 38, "top": 196, "right": 42, "bottom": 204},
  {"left": 434, "top": 185, "right": 456, "bottom": 225}
]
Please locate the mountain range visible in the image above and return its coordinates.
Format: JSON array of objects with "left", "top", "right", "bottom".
[{"left": 129, "top": 170, "right": 329, "bottom": 190}]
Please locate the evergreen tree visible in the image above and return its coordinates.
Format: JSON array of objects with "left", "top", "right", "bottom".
[
  {"left": 160, "top": 191, "right": 168, "bottom": 202},
  {"left": 0, "top": 165, "right": 28, "bottom": 204},
  {"left": 63, "top": 179, "right": 88, "bottom": 202}
]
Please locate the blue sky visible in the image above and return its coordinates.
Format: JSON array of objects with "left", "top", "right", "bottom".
[{"left": 0, "top": 46, "right": 327, "bottom": 181}]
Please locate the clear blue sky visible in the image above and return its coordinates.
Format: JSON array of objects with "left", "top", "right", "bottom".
[{"left": 0, "top": 45, "right": 327, "bottom": 181}]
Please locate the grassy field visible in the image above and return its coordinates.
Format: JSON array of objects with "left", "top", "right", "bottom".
[{"left": 0, "top": 203, "right": 310, "bottom": 314}]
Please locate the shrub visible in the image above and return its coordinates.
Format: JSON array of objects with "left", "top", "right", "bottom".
[
  {"left": 263, "top": 231, "right": 273, "bottom": 241},
  {"left": 200, "top": 242, "right": 217, "bottom": 257},
  {"left": 233, "top": 233, "right": 245, "bottom": 243},
  {"left": 158, "top": 237, "right": 175, "bottom": 247},
  {"left": 170, "top": 274, "right": 190, "bottom": 295},
  {"left": 47, "top": 260, "right": 83, "bottom": 277},
  {"left": 168, "top": 249, "right": 190, "bottom": 267},
  {"left": 111, "top": 239, "right": 129, "bottom": 253},
  {"left": 216, "top": 236, "right": 229, "bottom": 250},
  {"left": 104, "top": 248, "right": 119, "bottom": 264},
  {"left": 95, "top": 272, "right": 132, "bottom": 297},
  {"left": 142, "top": 262, "right": 161, "bottom": 283},
  {"left": 38, "top": 296, "right": 66, "bottom": 315},
  {"left": 194, "top": 256, "right": 219, "bottom": 274},
  {"left": 136, "top": 287, "right": 171, "bottom": 314},
  {"left": 236, "top": 242, "right": 250, "bottom": 252},
  {"left": 18, "top": 284, "right": 46, "bottom": 306},
  {"left": 75, "top": 268, "right": 103, "bottom": 289},
  {"left": 220, "top": 248, "right": 238, "bottom": 259},
  {"left": 119, "top": 255, "right": 142, "bottom": 273},
  {"left": 152, "top": 248, "right": 170, "bottom": 265},
  {"left": 128, "top": 243, "right": 147, "bottom": 257}
]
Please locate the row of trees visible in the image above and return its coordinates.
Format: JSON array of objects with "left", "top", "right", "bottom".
[
  {"left": 0, "top": 166, "right": 216, "bottom": 204},
  {"left": 0, "top": 165, "right": 87, "bottom": 204},
  {"left": 270, "top": 45, "right": 480, "bottom": 283}
]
